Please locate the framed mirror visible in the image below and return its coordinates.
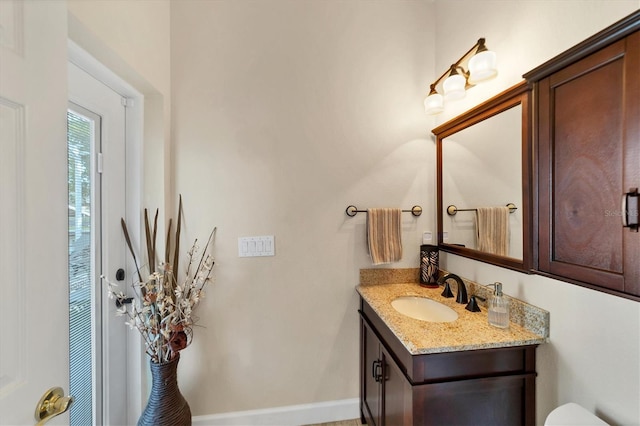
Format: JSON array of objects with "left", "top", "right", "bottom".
[{"left": 433, "top": 81, "right": 532, "bottom": 272}]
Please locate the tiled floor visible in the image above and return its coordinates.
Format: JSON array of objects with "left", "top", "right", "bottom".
[{"left": 304, "top": 420, "right": 361, "bottom": 426}]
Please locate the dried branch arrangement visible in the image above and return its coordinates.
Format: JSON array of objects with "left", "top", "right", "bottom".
[{"left": 104, "top": 196, "right": 216, "bottom": 363}]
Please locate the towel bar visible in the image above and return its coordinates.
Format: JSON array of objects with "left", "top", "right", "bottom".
[
  {"left": 447, "top": 203, "right": 517, "bottom": 216},
  {"left": 346, "top": 205, "right": 422, "bottom": 217}
]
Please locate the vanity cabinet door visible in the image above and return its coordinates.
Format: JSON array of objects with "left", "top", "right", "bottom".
[
  {"left": 535, "top": 29, "right": 640, "bottom": 298},
  {"left": 380, "top": 345, "right": 412, "bottom": 426},
  {"left": 361, "top": 319, "right": 382, "bottom": 426},
  {"left": 361, "top": 316, "right": 413, "bottom": 426}
]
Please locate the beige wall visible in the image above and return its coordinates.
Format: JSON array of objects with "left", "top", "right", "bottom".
[
  {"left": 434, "top": 2, "right": 640, "bottom": 425},
  {"left": 68, "top": 0, "right": 172, "bottom": 214},
  {"left": 68, "top": 0, "right": 170, "bottom": 93},
  {"left": 170, "top": 0, "right": 435, "bottom": 415}
]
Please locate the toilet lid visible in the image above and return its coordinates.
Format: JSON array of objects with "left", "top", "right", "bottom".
[{"left": 545, "top": 403, "right": 609, "bottom": 425}]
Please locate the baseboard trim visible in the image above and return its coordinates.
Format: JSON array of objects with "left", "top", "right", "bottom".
[{"left": 192, "top": 398, "right": 360, "bottom": 426}]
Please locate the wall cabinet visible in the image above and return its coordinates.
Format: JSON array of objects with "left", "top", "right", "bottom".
[
  {"left": 359, "top": 299, "right": 537, "bottom": 426},
  {"left": 525, "top": 11, "right": 640, "bottom": 299}
]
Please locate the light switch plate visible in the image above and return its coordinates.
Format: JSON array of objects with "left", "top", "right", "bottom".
[
  {"left": 422, "top": 231, "right": 432, "bottom": 244},
  {"left": 238, "top": 236, "right": 275, "bottom": 257}
]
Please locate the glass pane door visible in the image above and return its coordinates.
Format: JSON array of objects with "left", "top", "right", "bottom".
[{"left": 67, "top": 105, "right": 102, "bottom": 426}]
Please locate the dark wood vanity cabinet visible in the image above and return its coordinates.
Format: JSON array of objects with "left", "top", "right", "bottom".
[
  {"left": 359, "top": 299, "right": 537, "bottom": 426},
  {"left": 525, "top": 11, "right": 640, "bottom": 299}
]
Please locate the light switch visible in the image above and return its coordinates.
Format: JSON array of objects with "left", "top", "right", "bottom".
[{"left": 238, "top": 236, "right": 275, "bottom": 257}]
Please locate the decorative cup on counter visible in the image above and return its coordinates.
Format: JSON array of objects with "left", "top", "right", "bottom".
[{"left": 420, "top": 244, "right": 439, "bottom": 288}]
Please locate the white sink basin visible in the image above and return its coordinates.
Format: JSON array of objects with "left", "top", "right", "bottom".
[{"left": 391, "top": 296, "right": 458, "bottom": 323}]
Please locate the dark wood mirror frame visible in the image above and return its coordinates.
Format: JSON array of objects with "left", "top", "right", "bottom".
[{"left": 433, "top": 81, "right": 533, "bottom": 272}]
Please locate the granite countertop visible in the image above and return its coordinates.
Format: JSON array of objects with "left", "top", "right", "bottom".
[{"left": 357, "top": 270, "right": 549, "bottom": 355}]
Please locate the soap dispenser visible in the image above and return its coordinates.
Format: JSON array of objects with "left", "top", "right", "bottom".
[{"left": 488, "top": 282, "right": 509, "bottom": 329}]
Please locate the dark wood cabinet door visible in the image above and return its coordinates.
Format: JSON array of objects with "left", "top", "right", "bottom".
[
  {"left": 381, "top": 345, "right": 412, "bottom": 426},
  {"left": 536, "top": 30, "right": 640, "bottom": 297},
  {"left": 361, "top": 320, "right": 382, "bottom": 426}
]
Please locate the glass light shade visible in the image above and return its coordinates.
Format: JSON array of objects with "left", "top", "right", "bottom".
[
  {"left": 443, "top": 73, "right": 466, "bottom": 101},
  {"left": 424, "top": 92, "right": 444, "bottom": 115},
  {"left": 468, "top": 50, "right": 497, "bottom": 84}
]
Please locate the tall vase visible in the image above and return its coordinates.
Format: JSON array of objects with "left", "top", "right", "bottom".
[{"left": 138, "top": 354, "right": 191, "bottom": 426}]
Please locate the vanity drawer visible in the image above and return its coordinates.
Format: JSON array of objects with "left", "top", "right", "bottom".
[{"left": 409, "top": 345, "right": 536, "bottom": 384}]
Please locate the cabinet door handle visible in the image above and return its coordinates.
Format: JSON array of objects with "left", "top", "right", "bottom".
[
  {"left": 372, "top": 360, "right": 383, "bottom": 382},
  {"left": 622, "top": 189, "right": 639, "bottom": 231}
]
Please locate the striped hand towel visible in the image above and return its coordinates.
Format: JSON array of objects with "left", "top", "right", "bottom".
[
  {"left": 367, "top": 208, "right": 403, "bottom": 265},
  {"left": 476, "top": 206, "right": 509, "bottom": 256}
]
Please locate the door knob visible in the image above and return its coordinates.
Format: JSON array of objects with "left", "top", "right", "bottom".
[
  {"left": 115, "top": 296, "right": 134, "bottom": 308},
  {"left": 34, "top": 387, "right": 74, "bottom": 425}
]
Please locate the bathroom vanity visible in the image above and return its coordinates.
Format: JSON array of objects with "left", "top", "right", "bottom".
[{"left": 357, "top": 271, "right": 548, "bottom": 426}]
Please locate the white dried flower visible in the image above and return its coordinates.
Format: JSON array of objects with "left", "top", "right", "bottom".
[{"left": 107, "top": 219, "right": 216, "bottom": 363}]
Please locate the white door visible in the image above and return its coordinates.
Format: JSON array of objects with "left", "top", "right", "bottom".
[
  {"left": 67, "top": 62, "right": 128, "bottom": 426},
  {"left": 0, "top": 1, "right": 71, "bottom": 425}
]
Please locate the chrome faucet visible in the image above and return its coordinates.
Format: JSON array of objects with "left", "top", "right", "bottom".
[{"left": 437, "top": 273, "right": 468, "bottom": 304}]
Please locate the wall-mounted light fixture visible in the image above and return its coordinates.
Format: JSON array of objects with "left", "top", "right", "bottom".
[{"left": 424, "top": 38, "right": 497, "bottom": 115}]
